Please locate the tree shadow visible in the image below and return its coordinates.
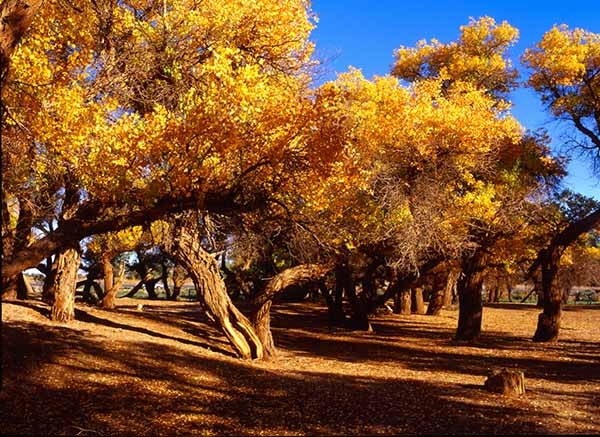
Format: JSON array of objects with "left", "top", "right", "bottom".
[
  {"left": 2, "top": 300, "right": 234, "bottom": 358},
  {"left": 1, "top": 320, "right": 570, "bottom": 436},
  {"left": 269, "top": 305, "right": 599, "bottom": 386}
]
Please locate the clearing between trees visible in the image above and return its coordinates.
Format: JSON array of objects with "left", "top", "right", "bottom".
[{"left": 2, "top": 298, "right": 598, "bottom": 436}]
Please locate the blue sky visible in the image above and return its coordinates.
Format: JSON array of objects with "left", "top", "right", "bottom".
[{"left": 310, "top": 0, "right": 600, "bottom": 200}]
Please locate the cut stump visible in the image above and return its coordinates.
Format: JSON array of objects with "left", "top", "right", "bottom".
[{"left": 484, "top": 368, "right": 525, "bottom": 396}]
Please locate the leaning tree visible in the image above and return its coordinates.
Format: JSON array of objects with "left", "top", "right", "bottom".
[{"left": 523, "top": 25, "right": 600, "bottom": 341}]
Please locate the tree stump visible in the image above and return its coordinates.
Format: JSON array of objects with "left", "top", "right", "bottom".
[{"left": 484, "top": 369, "right": 525, "bottom": 396}]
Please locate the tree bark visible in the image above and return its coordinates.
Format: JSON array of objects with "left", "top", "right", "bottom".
[
  {"left": 16, "top": 272, "right": 33, "bottom": 298},
  {"left": 82, "top": 277, "right": 102, "bottom": 304},
  {"left": 444, "top": 268, "right": 459, "bottom": 307},
  {"left": 455, "top": 252, "right": 486, "bottom": 341},
  {"left": 1, "top": 190, "right": 255, "bottom": 290},
  {"left": 336, "top": 260, "right": 371, "bottom": 331},
  {"left": 428, "top": 268, "right": 458, "bottom": 315},
  {"left": 100, "top": 257, "right": 125, "bottom": 309},
  {"left": 530, "top": 208, "right": 600, "bottom": 342},
  {"left": 322, "top": 281, "right": 345, "bottom": 325},
  {"left": 170, "top": 264, "right": 187, "bottom": 300},
  {"left": 163, "top": 214, "right": 263, "bottom": 359},
  {"left": 49, "top": 245, "right": 81, "bottom": 322},
  {"left": 250, "top": 263, "right": 333, "bottom": 358},
  {"left": 161, "top": 262, "right": 171, "bottom": 299},
  {"left": 411, "top": 287, "right": 425, "bottom": 314},
  {"left": 426, "top": 287, "right": 445, "bottom": 316},
  {"left": 393, "top": 288, "right": 411, "bottom": 315},
  {"left": 533, "top": 248, "right": 563, "bottom": 342},
  {"left": 371, "top": 257, "right": 442, "bottom": 312}
]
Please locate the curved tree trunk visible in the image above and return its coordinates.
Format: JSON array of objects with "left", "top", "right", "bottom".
[
  {"left": 163, "top": 214, "right": 263, "bottom": 360},
  {"left": 49, "top": 245, "right": 81, "bottom": 322},
  {"left": 530, "top": 208, "right": 600, "bottom": 341},
  {"left": 455, "top": 252, "right": 486, "bottom": 341},
  {"left": 250, "top": 263, "right": 333, "bottom": 358}
]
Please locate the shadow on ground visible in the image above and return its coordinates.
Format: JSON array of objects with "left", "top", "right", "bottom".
[{"left": 2, "top": 299, "right": 599, "bottom": 435}]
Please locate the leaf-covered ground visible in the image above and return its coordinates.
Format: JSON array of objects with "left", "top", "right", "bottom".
[{"left": 1, "top": 297, "right": 599, "bottom": 435}]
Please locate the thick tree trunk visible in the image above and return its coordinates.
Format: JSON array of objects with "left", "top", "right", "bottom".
[
  {"left": 337, "top": 261, "right": 371, "bottom": 331},
  {"left": 3, "top": 272, "right": 33, "bottom": 300},
  {"left": 250, "top": 263, "right": 333, "bottom": 358},
  {"left": 487, "top": 285, "right": 499, "bottom": 303},
  {"left": 163, "top": 214, "right": 263, "bottom": 359},
  {"left": 145, "top": 277, "right": 159, "bottom": 299},
  {"left": 393, "top": 288, "right": 412, "bottom": 315},
  {"left": 529, "top": 208, "right": 600, "bottom": 341},
  {"left": 81, "top": 277, "right": 102, "bottom": 304},
  {"left": 411, "top": 287, "right": 425, "bottom": 314},
  {"left": 100, "top": 258, "right": 125, "bottom": 309},
  {"left": 533, "top": 248, "right": 562, "bottom": 342},
  {"left": 49, "top": 246, "right": 81, "bottom": 322},
  {"left": 16, "top": 272, "right": 33, "bottom": 299},
  {"left": 170, "top": 264, "right": 187, "bottom": 300},
  {"left": 2, "top": 276, "right": 18, "bottom": 299},
  {"left": 371, "top": 257, "right": 442, "bottom": 312},
  {"left": 426, "top": 287, "right": 445, "bottom": 315},
  {"left": 427, "top": 268, "right": 459, "bottom": 315},
  {"left": 41, "top": 255, "right": 58, "bottom": 304},
  {"left": 455, "top": 253, "right": 486, "bottom": 341},
  {"left": 322, "top": 281, "right": 345, "bottom": 325}
]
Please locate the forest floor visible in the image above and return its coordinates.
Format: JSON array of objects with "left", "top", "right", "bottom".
[{"left": 2, "top": 296, "right": 599, "bottom": 435}]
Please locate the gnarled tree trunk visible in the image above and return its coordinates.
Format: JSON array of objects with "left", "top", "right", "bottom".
[
  {"left": 49, "top": 245, "right": 81, "bottom": 322},
  {"left": 530, "top": 208, "right": 600, "bottom": 342},
  {"left": 164, "top": 214, "right": 263, "bottom": 360},
  {"left": 455, "top": 252, "right": 486, "bottom": 341},
  {"left": 250, "top": 263, "right": 333, "bottom": 358}
]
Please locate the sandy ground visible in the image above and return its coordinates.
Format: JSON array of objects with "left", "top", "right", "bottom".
[{"left": 1, "top": 297, "right": 599, "bottom": 435}]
